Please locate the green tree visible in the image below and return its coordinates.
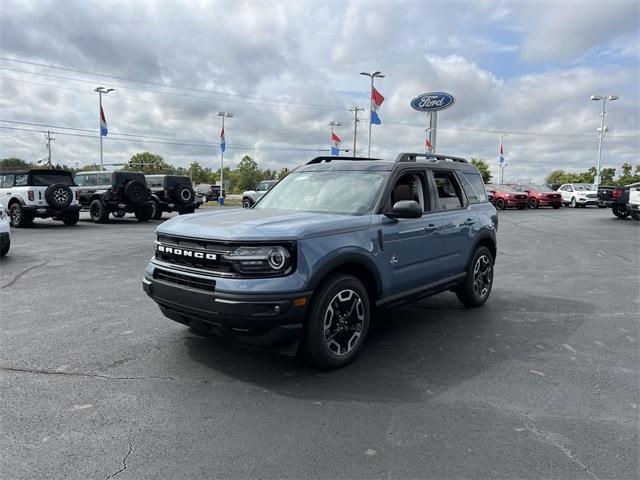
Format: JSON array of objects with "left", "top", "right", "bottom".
[
  {"left": 616, "top": 162, "right": 640, "bottom": 185},
  {"left": 0, "top": 157, "right": 31, "bottom": 169},
  {"left": 277, "top": 167, "right": 289, "bottom": 179},
  {"left": 470, "top": 158, "right": 493, "bottom": 183},
  {"left": 188, "top": 162, "right": 209, "bottom": 184},
  {"left": 125, "top": 152, "right": 172, "bottom": 174},
  {"left": 545, "top": 169, "right": 579, "bottom": 185},
  {"left": 234, "top": 156, "right": 262, "bottom": 192},
  {"left": 600, "top": 168, "right": 616, "bottom": 186}
]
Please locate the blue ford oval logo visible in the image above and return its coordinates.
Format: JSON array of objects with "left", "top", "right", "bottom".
[{"left": 410, "top": 92, "right": 455, "bottom": 112}]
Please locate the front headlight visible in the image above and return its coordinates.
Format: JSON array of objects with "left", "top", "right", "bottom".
[{"left": 223, "top": 245, "right": 293, "bottom": 275}]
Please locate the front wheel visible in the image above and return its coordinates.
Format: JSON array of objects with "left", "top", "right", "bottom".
[
  {"left": 9, "top": 203, "right": 33, "bottom": 228},
  {"left": 456, "top": 246, "right": 494, "bottom": 308},
  {"left": 303, "top": 274, "right": 370, "bottom": 369},
  {"left": 242, "top": 198, "right": 253, "bottom": 209},
  {"left": 528, "top": 198, "right": 538, "bottom": 209},
  {"left": 495, "top": 198, "right": 505, "bottom": 210},
  {"left": 570, "top": 197, "right": 578, "bottom": 208},
  {"left": 612, "top": 205, "right": 629, "bottom": 218}
]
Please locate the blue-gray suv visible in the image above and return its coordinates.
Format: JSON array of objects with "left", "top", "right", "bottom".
[{"left": 143, "top": 153, "right": 498, "bottom": 368}]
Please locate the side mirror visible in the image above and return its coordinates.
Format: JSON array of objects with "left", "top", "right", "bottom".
[{"left": 385, "top": 200, "right": 422, "bottom": 219}]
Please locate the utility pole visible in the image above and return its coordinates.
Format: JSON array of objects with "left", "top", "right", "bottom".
[
  {"left": 44, "top": 130, "right": 54, "bottom": 168},
  {"left": 348, "top": 106, "right": 364, "bottom": 156}
]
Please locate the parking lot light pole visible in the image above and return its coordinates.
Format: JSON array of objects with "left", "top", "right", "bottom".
[
  {"left": 590, "top": 94, "right": 619, "bottom": 188},
  {"left": 360, "top": 71, "right": 384, "bottom": 158},
  {"left": 217, "top": 112, "right": 233, "bottom": 204},
  {"left": 94, "top": 87, "right": 114, "bottom": 171}
]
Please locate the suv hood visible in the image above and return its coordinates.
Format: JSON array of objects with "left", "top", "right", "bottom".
[{"left": 156, "top": 209, "right": 372, "bottom": 241}]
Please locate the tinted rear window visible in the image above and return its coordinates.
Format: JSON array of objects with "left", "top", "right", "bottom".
[
  {"left": 165, "top": 176, "right": 191, "bottom": 188},
  {"left": 458, "top": 172, "right": 487, "bottom": 204},
  {"left": 30, "top": 173, "right": 74, "bottom": 186}
]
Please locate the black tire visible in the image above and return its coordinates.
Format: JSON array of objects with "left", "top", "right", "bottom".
[
  {"left": 302, "top": 274, "right": 370, "bottom": 369},
  {"left": 528, "top": 198, "right": 538, "bottom": 209},
  {"left": 630, "top": 210, "right": 640, "bottom": 221},
  {"left": 456, "top": 246, "right": 494, "bottom": 308},
  {"left": 89, "top": 199, "right": 109, "bottom": 223},
  {"left": 612, "top": 205, "right": 629, "bottom": 218},
  {"left": 0, "top": 240, "right": 9, "bottom": 257},
  {"left": 44, "top": 183, "right": 73, "bottom": 208},
  {"left": 62, "top": 211, "right": 79, "bottom": 226},
  {"left": 598, "top": 205, "right": 606, "bottom": 208},
  {"left": 173, "top": 185, "right": 194, "bottom": 205},
  {"left": 123, "top": 180, "right": 147, "bottom": 205},
  {"left": 178, "top": 206, "right": 195, "bottom": 215},
  {"left": 495, "top": 198, "right": 505, "bottom": 210},
  {"left": 570, "top": 197, "right": 578, "bottom": 208},
  {"left": 516, "top": 205, "right": 526, "bottom": 210},
  {"left": 151, "top": 200, "right": 163, "bottom": 220},
  {"left": 112, "top": 210, "right": 126, "bottom": 218},
  {"left": 134, "top": 205, "right": 153, "bottom": 222},
  {"left": 9, "top": 203, "right": 33, "bottom": 228},
  {"left": 242, "top": 198, "right": 253, "bottom": 209}
]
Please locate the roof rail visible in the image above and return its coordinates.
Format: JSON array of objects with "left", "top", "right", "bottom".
[
  {"left": 395, "top": 153, "right": 469, "bottom": 164},
  {"left": 306, "top": 156, "right": 380, "bottom": 165}
]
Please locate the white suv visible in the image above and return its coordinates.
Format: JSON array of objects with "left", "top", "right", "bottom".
[
  {"left": 557, "top": 183, "right": 600, "bottom": 208},
  {"left": 0, "top": 202, "right": 9, "bottom": 256},
  {"left": 627, "top": 183, "right": 640, "bottom": 221},
  {"left": 0, "top": 169, "right": 81, "bottom": 227}
]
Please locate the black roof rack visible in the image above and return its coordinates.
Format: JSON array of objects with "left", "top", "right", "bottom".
[
  {"left": 306, "top": 156, "right": 380, "bottom": 165},
  {"left": 395, "top": 153, "right": 468, "bottom": 164}
]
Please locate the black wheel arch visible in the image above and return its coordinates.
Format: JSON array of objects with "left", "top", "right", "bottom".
[
  {"left": 307, "top": 252, "right": 383, "bottom": 305},
  {"left": 465, "top": 230, "right": 497, "bottom": 271},
  {"left": 7, "top": 196, "right": 26, "bottom": 208}
]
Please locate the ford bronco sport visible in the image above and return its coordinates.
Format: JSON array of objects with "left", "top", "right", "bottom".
[
  {"left": 0, "top": 169, "right": 81, "bottom": 227},
  {"left": 143, "top": 154, "right": 498, "bottom": 368},
  {"left": 146, "top": 175, "right": 197, "bottom": 219},
  {"left": 75, "top": 170, "right": 153, "bottom": 223}
]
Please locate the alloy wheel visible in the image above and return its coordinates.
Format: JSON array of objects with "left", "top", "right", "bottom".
[
  {"left": 323, "top": 289, "right": 365, "bottom": 356},
  {"left": 473, "top": 254, "right": 492, "bottom": 298}
]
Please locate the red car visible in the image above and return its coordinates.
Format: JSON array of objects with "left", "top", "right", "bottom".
[
  {"left": 514, "top": 184, "right": 562, "bottom": 209},
  {"left": 485, "top": 184, "right": 528, "bottom": 210}
]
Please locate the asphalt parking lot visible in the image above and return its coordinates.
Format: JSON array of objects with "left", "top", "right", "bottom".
[{"left": 1, "top": 208, "right": 638, "bottom": 479}]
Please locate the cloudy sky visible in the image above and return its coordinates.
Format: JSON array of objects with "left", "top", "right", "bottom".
[{"left": 1, "top": 0, "right": 638, "bottom": 181}]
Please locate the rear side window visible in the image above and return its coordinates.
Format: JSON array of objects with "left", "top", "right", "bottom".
[
  {"left": 433, "top": 171, "right": 464, "bottom": 210},
  {"left": 458, "top": 172, "right": 488, "bottom": 204},
  {"left": 146, "top": 176, "right": 164, "bottom": 188},
  {"left": 83, "top": 174, "right": 98, "bottom": 186},
  {"left": 97, "top": 173, "right": 112, "bottom": 186},
  {"left": 30, "top": 173, "right": 74, "bottom": 186},
  {"left": 14, "top": 175, "right": 28, "bottom": 186}
]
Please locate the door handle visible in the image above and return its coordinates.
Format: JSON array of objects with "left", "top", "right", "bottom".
[
  {"left": 459, "top": 219, "right": 476, "bottom": 227},
  {"left": 424, "top": 224, "right": 439, "bottom": 232}
]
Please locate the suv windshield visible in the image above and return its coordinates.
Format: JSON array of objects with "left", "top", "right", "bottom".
[
  {"left": 574, "top": 184, "right": 594, "bottom": 191},
  {"left": 30, "top": 172, "right": 74, "bottom": 186},
  {"left": 255, "top": 170, "right": 388, "bottom": 215}
]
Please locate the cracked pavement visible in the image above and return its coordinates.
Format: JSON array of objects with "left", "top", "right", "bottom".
[{"left": 0, "top": 208, "right": 638, "bottom": 479}]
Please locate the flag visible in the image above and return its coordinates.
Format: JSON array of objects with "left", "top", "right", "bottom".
[
  {"left": 425, "top": 137, "right": 433, "bottom": 152},
  {"left": 498, "top": 143, "right": 505, "bottom": 166},
  {"left": 370, "top": 87, "right": 384, "bottom": 125},
  {"left": 100, "top": 105, "right": 108, "bottom": 137},
  {"left": 220, "top": 127, "right": 226, "bottom": 153},
  {"left": 331, "top": 132, "right": 341, "bottom": 156}
]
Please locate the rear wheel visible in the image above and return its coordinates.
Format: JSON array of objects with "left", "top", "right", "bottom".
[
  {"left": 612, "top": 205, "right": 630, "bottom": 218},
  {"left": 151, "top": 200, "right": 162, "bottom": 220},
  {"left": 630, "top": 210, "right": 640, "bottom": 221},
  {"left": 528, "top": 198, "right": 538, "bottom": 209},
  {"left": 456, "top": 246, "right": 494, "bottom": 308},
  {"left": 495, "top": 198, "right": 505, "bottom": 210},
  {"left": 243, "top": 198, "right": 253, "bottom": 209},
  {"left": 134, "top": 205, "right": 153, "bottom": 222},
  {"left": 89, "top": 199, "right": 109, "bottom": 223},
  {"left": 303, "top": 274, "right": 370, "bottom": 369},
  {"left": 62, "top": 211, "right": 79, "bottom": 226},
  {"left": 9, "top": 203, "right": 33, "bottom": 227}
]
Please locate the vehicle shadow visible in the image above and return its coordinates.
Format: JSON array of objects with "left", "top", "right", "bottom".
[{"left": 184, "top": 292, "right": 591, "bottom": 403}]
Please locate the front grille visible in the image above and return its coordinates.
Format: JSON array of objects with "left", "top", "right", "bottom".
[
  {"left": 153, "top": 268, "right": 216, "bottom": 292},
  {"left": 587, "top": 194, "right": 597, "bottom": 199},
  {"left": 516, "top": 195, "right": 527, "bottom": 200},
  {"left": 155, "top": 235, "right": 234, "bottom": 274}
]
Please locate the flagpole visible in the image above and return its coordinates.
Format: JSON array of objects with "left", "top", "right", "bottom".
[
  {"left": 98, "top": 91, "right": 103, "bottom": 171},
  {"left": 217, "top": 112, "right": 233, "bottom": 205},
  {"left": 360, "top": 71, "right": 384, "bottom": 158}
]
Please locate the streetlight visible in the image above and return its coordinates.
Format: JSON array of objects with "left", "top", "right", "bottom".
[
  {"left": 217, "top": 111, "right": 233, "bottom": 205},
  {"left": 499, "top": 134, "right": 508, "bottom": 184},
  {"left": 329, "top": 121, "right": 341, "bottom": 156},
  {"left": 94, "top": 87, "right": 115, "bottom": 171},
  {"left": 360, "top": 71, "right": 385, "bottom": 157},
  {"left": 590, "top": 94, "right": 619, "bottom": 188}
]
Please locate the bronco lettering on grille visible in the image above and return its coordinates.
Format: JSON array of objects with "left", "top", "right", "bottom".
[{"left": 156, "top": 244, "right": 217, "bottom": 260}]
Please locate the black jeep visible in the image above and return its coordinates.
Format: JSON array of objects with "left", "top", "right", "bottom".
[
  {"left": 146, "top": 175, "right": 197, "bottom": 219},
  {"left": 75, "top": 170, "right": 154, "bottom": 223}
]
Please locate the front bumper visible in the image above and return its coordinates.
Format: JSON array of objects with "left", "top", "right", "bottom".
[
  {"left": 22, "top": 204, "right": 81, "bottom": 218},
  {"left": 506, "top": 199, "right": 527, "bottom": 207},
  {"left": 143, "top": 270, "right": 311, "bottom": 346}
]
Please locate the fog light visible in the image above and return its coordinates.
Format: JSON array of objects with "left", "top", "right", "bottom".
[{"left": 273, "top": 305, "right": 280, "bottom": 314}]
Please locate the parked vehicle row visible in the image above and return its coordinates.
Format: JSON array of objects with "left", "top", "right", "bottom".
[
  {"left": 0, "top": 169, "right": 204, "bottom": 227},
  {"left": 598, "top": 182, "right": 640, "bottom": 220}
]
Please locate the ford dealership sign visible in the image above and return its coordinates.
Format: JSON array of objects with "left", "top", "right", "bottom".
[{"left": 410, "top": 92, "right": 455, "bottom": 112}]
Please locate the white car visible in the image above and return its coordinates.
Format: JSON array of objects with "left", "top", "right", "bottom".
[
  {"left": 242, "top": 180, "right": 278, "bottom": 208},
  {"left": 0, "top": 202, "right": 9, "bottom": 257},
  {"left": 557, "top": 183, "right": 600, "bottom": 208},
  {"left": 627, "top": 183, "right": 640, "bottom": 221},
  {"left": 0, "top": 169, "right": 81, "bottom": 227}
]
